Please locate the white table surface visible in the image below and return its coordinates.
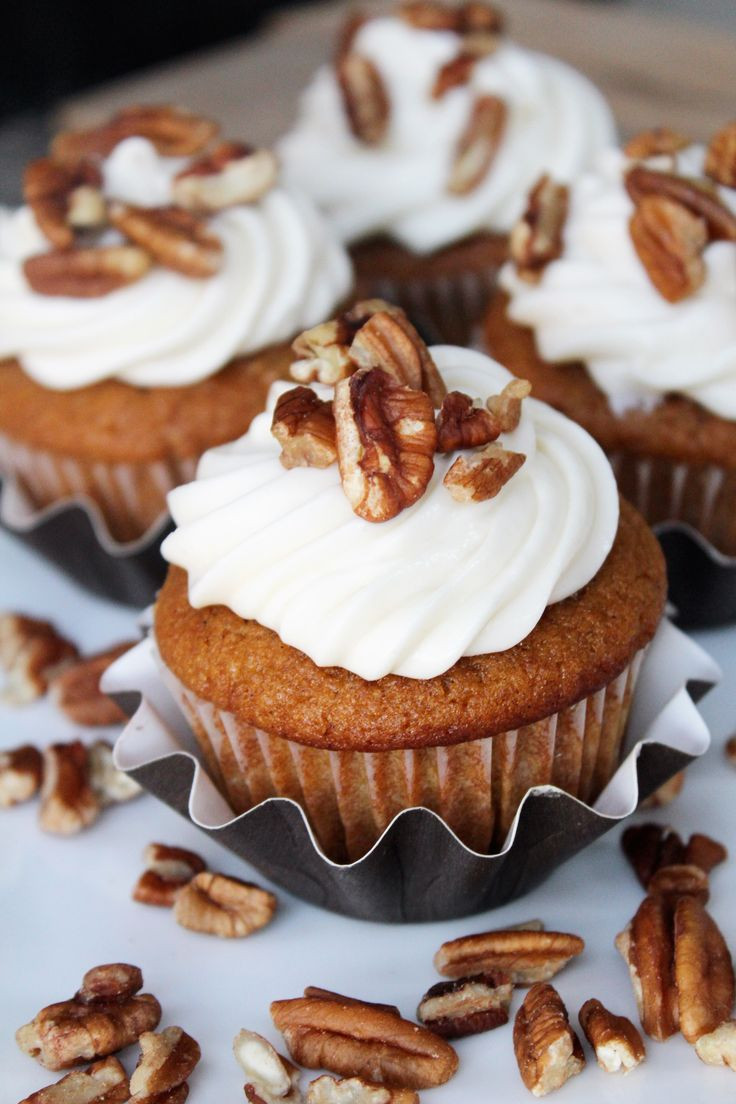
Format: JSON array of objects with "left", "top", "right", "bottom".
[{"left": 2, "top": 527, "right": 735, "bottom": 1103}]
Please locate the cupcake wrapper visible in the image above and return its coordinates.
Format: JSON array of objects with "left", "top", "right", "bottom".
[
  {"left": 104, "top": 619, "right": 719, "bottom": 922},
  {"left": 609, "top": 451, "right": 736, "bottom": 626},
  {"left": 361, "top": 270, "right": 499, "bottom": 347}
]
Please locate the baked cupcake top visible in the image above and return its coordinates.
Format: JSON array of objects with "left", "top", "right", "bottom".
[
  {"left": 499, "top": 123, "right": 736, "bottom": 420},
  {"left": 162, "top": 301, "right": 619, "bottom": 680},
  {"left": 278, "top": 2, "right": 615, "bottom": 254},
  {"left": 0, "top": 106, "right": 351, "bottom": 390}
]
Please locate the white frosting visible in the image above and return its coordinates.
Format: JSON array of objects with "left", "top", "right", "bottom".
[
  {"left": 278, "top": 18, "right": 615, "bottom": 254},
  {"left": 0, "top": 138, "right": 352, "bottom": 390},
  {"left": 500, "top": 146, "right": 736, "bottom": 419},
  {"left": 162, "top": 347, "right": 619, "bottom": 680}
]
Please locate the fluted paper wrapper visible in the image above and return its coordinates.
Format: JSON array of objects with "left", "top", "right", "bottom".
[
  {"left": 357, "top": 269, "right": 501, "bottom": 347},
  {"left": 104, "top": 620, "right": 718, "bottom": 922}
]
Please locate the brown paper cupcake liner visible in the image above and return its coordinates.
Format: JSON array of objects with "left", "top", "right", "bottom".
[
  {"left": 359, "top": 269, "right": 501, "bottom": 347},
  {"left": 157, "top": 647, "right": 645, "bottom": 863}
]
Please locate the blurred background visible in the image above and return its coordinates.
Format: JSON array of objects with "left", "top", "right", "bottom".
[{"left": 1, "top": 0, "right": 735, "bottom": 202}]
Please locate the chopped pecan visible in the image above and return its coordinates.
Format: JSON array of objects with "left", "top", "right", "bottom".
[
  {"left": 624, "top": 127, "right": 690, "bottom": 160},
  {"left": 513, "top": 983, "right": 585, "bottom": 1097},
  {"left": 87, "top": 740, "right": 142, "bottom": 805},
  {"left": 133, "top": 842, "right": 207, "bottom": 907},
  {"left": 52, "top": 105, "right": 218, "bottom": 167},
  {"left": 49, "top": 642, "right": 134, "bottom": 726},
  {"left": 444, "top": 443, "right": 525, "bottom": 503},
  {"left": 173, "top": 142, "right": 279, "bottom": 210},
  {"left": 647, "top": 863, "right": 710, "bottom": 905},
  {"left": 291, "top": 319, "right": 357, "bottom": 386},
  {"left": 436, "top": 391, "right": 500, "bottom": 452},
  {"left": 233, "top": 1029, "right": 301, "bottom": 1103},
  {"left": 432, "top": 53, "right": 476, "bottom": 99},
  {"left": 625, "top": 165, "right": 736, "bottom": 242},
  {"left": 24, "top": 158, "right": 105, "bottom": 248},
  {"left": 0, "top": 613, "right": 77, "bottom": 704},
  {"left": 336, "top": 53, "right": 389, "bottom": 146},
  {"left": 434, "top": 928, "right": 583, "bottom": 985},
  {"left": 578, "top": 998, "right": 645, "bottom": 1074},
  {"left": 510, "top": 176, "right": 569, "bottom": 282},
  {"left": 694, "top": 1020, "right": 736, "bottom": 1070},
  {"left": 417, "top": 973, "right": 512, "bottom": 1037},
  {"left": 448, "top": 95, "right": 506, "bottom": 195},
  {"left": 485, "top": 377, "right": 531, "bottom": 432},
  {"left": 271, "top": 994, "right": 458, "bottom": 1090},
  {"left": 306, "top": 1076, "right": 418, "bottom": 1104},
  {"left": 39, "top": 741, "right": 101, "bottom": 835},
  {"left": 349, "top": 309, "right": 445, "bottom": 405},
  {"left": 629, "top": 194, "right": 707, "bottom": 302},
  {"left": 0, "top": 744, "right": 43, "bottom": 806},
  {"left": 76, "top": 964, "right": 143, "bottom": 1005},
  {"left": 705, "top": 121, "right": 736, "bottom": 188},
  {"left": 334, "top": 368, "right": 436, "bottom": 522},
  {"left": 615, "top": 895, "right": 678, "bottom": 1041},
  {"left": 173, "top": 871, "right": 277, "bottom": 938},
  {"left": 18, "top": 1056, "right": 130, "bottom": 1104},
  {"left": 24, "top": 246, "right": 152, "bottom": 297},
  {"left": 130, "top": 1027, "right": 201, "bottom": 1101},
  {"left": 641, "top": 770, "right": 685, "bottom": 807},
  {"left": 108, "top": 202, "right": 222, "bottom": 278},
  {"left": 303, "top": 989, "right": 400, "bottom": 1019},
  {"left": 271, "top": 387, "right": 338, "bottom": 470},
  {"left": 674, "top": 895, "right": 735, "bottom": 1044}
]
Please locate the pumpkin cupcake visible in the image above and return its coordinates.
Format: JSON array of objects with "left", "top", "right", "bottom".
[
  {"left": 154, "top": 300, "right": 665, "bottom": 862},
  {"left": 0, "top": 105, "right": 352, "bottom": 542},
  {"left": 485, "top": 123, "right": 736, "bottom": 556},
  {"left": 279, "top": 1, "right": 615, "bottom": 344}
]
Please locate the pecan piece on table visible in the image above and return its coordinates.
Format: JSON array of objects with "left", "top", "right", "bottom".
[
  {"left": 448, "top": 95, "right": 506, "bottom": 195},
  {"left": 0, "top": 612, "right": 77, "bottom": 704},
  {"left": 336, "top": 53, "right": 389, "bottom": 146},
  {"left": 303, "top": 988, "right": 400, "bottom": 1018},
  {"left": 39, "top": 741, "right": 101, "bottom": 835},
  {"left": 334, "top": 368, "right": 437, "bottom": 522},
  {"left": 513, "top": 983, "right": 585, "bottom": 1097},
  {"left": 18, "top": 1056, "right": 130, "bottom": 1104},
  {"left": 49, "top": 642, "right": 135, "bottom": 726},
  {"left": 109, "top": 202, "right": 222, "bottom": 278},
  {"left": 443, "top": 443, "right": 525, "bottom": 503},
  {"left": 173, "top": 871, "right": 277, "bottom": 937},
  {"left": 130, "top": 1026, "right": 201, "bottom": 1101},
  {"left": 270, "top": 994, "right": 458, "bottom": 1090},
  {"left": 705, "top": 121, "right": 736, "bottom": 188},
  {"left": 629, "top": 195, "right": 707, "bottom": 303},
  {"left": 674, "top": 895, "right": 735, "bottom": 1045},
  {"left": 24, "top": 157, "right": 105, "bottom": 248},
  {"left": 436, "top": 390, "right": 500, "bottom": 452},
  {"left": 417, "top": 973, "right": 512, "bottom": 1037},
  {"left": 133, "top": 842, "right": 207, "bottom": 908},
  {"left": 173, "top": 142, "right": 279, "bottom": 210},
  {"left": 694, "top": 1020, "right": 736, "bottom": 1070},
  {"left": 615, "top": 895, "right": 678, "bottom": 1041},
  {"left": 233, "top": 1029, "right": 301, "bottom": 1104},
  {"left": 624, "top": 165, "right": 736, "bottom": 242},
  {"left": 306, "top": 1076, "right": 418, "bottom": 1104},
  {"left": 291, "top": 319, "right": 357, "bottom": 386},
  {"left": 434, "top": 927, "right": 583, "bottom": 984},
  {"left": 432, "top": 53, "right": 477, "bottom": 99},
  {"left": 52, "top": 105, "right": 218, "bottom": 167},
  {"left": 88, "top": 740, "right": 142, "bottom": 806},
  {"left": 510, "top": 176, "right": 569, "bottom": 282},
  {"left": 578, "top": 998, "right": 645, "bottom": 1074},
  {"left": 485, "top": 378, "right": 532, "bottom": 432},
  {"left": 621, "top": 823, "right": 726, "bottom": 886},
  {"left": 646, "top": 863, "right": 710, "bottom": 905},
  {"left": 349, "top": 309, "right": 446, "bottom": 405},
  {"left": 76, "top": 964, "right": 144, "bottom": 1005},
  {"left": 624, "top": 127, "right": 690, "bottom": 161},
  {"left": 0, "top": 744, "right": 43, "bottom": 806},
  {"left": 271, "top": 387, "right": 338, "bottom": 470},
  {"left": 24, "top": 245, "right": 152, "bottom": 297}
]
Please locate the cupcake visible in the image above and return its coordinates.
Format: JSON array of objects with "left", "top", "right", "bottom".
[
  {"left": 0, "top": 105, "right": 352, "bottom": 543},
  {"left": 485, "top": 123, "right": 736, "bottom": 558},
  {"left": 154, "top": 300, "right": 666, "bottom": 863},
  {"left": 278, "top": 1, "right": 615, "bottom": 344}
]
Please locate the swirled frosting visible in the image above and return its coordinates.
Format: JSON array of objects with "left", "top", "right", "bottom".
[
  {"left": 500, "top": 145, "right": 736, "bottom": 419},
  {"left": 162, "top": 347, "right": 619, "bottom": 680},
  {"left": 278, "top": 17, "right": 615, "bottom": 254},
  {"left": 0, "top": 137, "right": 352, "bottom": 390}
]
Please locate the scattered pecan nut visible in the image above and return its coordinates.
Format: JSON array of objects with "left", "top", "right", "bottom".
[
  {"left": 621, "top": 823, "right": 726, "bottom": 887},
  {"left": 624, "top": 127, "right": 690, "bottom": 161},
  {"left": 173, "top": 871, "right": 277, "bottom": 937},
  {"left": 694, "top": 1020, "right": 736, "bottom": 1070},
  {"left": 173, "top": 142, "right": 279, "bottom": 210},
  {"left": 336, "top": 53, "right": 390, "bottom": 146},
  {"left": 513, "top": 983, "right": 585, "bottom": 1097},
  {"left": 0, "top": 613, "right": 77, "bottom": 704},
  {"left": 24, "top": 158, "right": 105, "bottom": 248},
  {"left": 640, "top": 770, "right": 685, "bottom": 808},
  {"left": 0, "top": 744, "right": 43, "bottom": 806},
  {"left": 417, "top": 973, "right": 512, "bottom": 1037},
  {"left": 233, "top": 1029, "right": 301, "bottom": 1103},
  {"left": 448, "top": 95, "right": 506, "bottom": 195},
  {"left": 303, "top": 988, "right": 400, "bottom": 1018},
  {"left": 647, "top": 862, "right": 710, "bottom": 905},
  {"left": 18, "top": 1056, "right": 130, "bottom": 1104},
  {"left": 436, "top": 391, "right": 501, "bottom": 452},
  {"left": 271, "top": 387, "right": 338, "bottom": 470},
  {"left": 52, "top": 105, "right": 218, "bottom": 167},
  {"left": 306, "top": 1076, "right": 418, "bottom": 1104},
  {"left": 674, "top": 895, "right": 735, "bottom": 1045},
  {"left": 443, "top": 443, "right": 525, "bottom": 503},
  {"left": 485, "top": 378, "right": 532, "bottom": 432},
  {"left": 48, "top": 642, "right": 135, "bottom": 726},
  {"left": 510, "top": 175, "right": 569, "bottom": 282},
  {"left": 629, "top": 194, "right": 707, "bottom": 303},
  {"left": 615, "top": 895, "right": 678, "bottom": 1041},
  {"left": 76, "top": 964, "right": 144, "bottom": 1005},
  {"left": 434, "top": 927, "right": 584, "bottom": 985},
  {"left": 624, "top": 165, "right": 736, "bottom": 243},
  {"left": 24, "top": 245, "right": 152, "bottom": 297},
  {"left": 432, "top": 52, "right": 477, "bottom": 99},
  {"left": 133, "top": 842, "right": 207, "bottom": 907},
  {"left": 109, "top": 202, "right": 222, "bottom": 278},
  {"left": 578, "top": 998, "right": 645, "bottom": 1074},
  {"left": 334, "top": 368, "right": 437, "bottom": 522},
  {"left": 88, "top": 740, "right": 142, "bottom": 806},
  {"left": 291, "top": 319, "right": 357, "bottom": 386},
  {"left": 130, "top": 1026, "right": 201, "bottom": 1101},
  {"left": 705, "top": 121, "right": 736, "bottom": 188},
  {"left": 270, "top": 994, "right": 459, "bottom": 1089},
  {"left": 39, "top": 741, "right": 101, "bottom": 835}
]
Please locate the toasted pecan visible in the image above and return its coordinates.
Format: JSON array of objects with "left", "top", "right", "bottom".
[
  {"left": 510, "top": 176, "right": 569, "bottom": 282},
  {"left": 579, "top": 998, "right": 645, "bottom": 1074},
  {"left": 704, "top": 121, "right": 736, "bottom": 188},
  {"left": 615, "top": 895, "right": 678, "bottom": 1041},
  {"left": 436, "top": 391, "right": 500, "bottom": 453},
  {"left": 307, "top": 1076, "right": 418, "bottom": 1104},
  {"left": 0, "top": 613, "right": 78, "bottom": 703},
  {"left": 674, "top": 896, "right": 735, "bottom": 1044},
  {"left": 24, "top": 246, "right": 152, "bottom": 297},
  {"left": 108, "top": 202, "right": 222, "bottom": 278},
  {"left": 349, "top": 309, "right": 445, "bottom": 405},
  {"left": 0, "top": 744, "right": 43, "bottom": 806},
  {"left": 624, "top": 127, "right": 690, "bottom": 161},
  {"left": 443, "top": 443, "right": 525, "bottom": 503},
  {"left": 629, "top": 195, "right": 707, "bottom": 302},
  {"left": 485, "top": 378, "right": 531, "bottom": 432},
  {"left": 173, "top": 142, "right": 278, "bottom": 210},
  {"left": 625, "top": 165, "right": 736, "bottom": 242},
  {"left": 434, "top": 928, "right": 584, "bottom": 985},
  {"left": 52, "top": 105, "right": 218, "bottom": 167},
  {"left": 24, "top": 158, "right": 104, "bottom": 248},
  {"left": 173, "top": 872, "right": 276, "bottom": 937},
  {"left": 39, "top": 741, "right": 101, "bottom": 836},
  {"left": 130, "top": 1026, "right": 201, "bottom": 1100},
  {"left": 417, "top": 973, "right": 512, "bottom": 1038},
  {"left": 448, "top": 95, "right": 506, "bottom": 195},
  {"left": 337, "top": 53, "right": 389, "bottom": 146},
  {"left": 18, "top": 1056, "right": 130, "bottom": 1104},
  {"left": 49, "top": 642, "right": 135, "bottom": 726},
  {"left": 272, "top": 387, "right": 338, "bottom": 470},
  {"left": 513, "top": 983, "right": 585, "bottom": 1097}
]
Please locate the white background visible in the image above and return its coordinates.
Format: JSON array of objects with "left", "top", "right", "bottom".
[{"left": 2, "top": 528, "right": 735, "bottom": 1103}]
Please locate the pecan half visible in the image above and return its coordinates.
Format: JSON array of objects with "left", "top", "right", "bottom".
[
  {"left": 306, "top": 1076, "right": 418, "bottom": 1104},
  {"left": 0, "top": 744, "right": 43, "bottom": 806},
  {"left": 625, "top": 165, "right": 736, "bottom": 242},
  {"left": 510, "top": 176, "right": 569, "bottom": 282},
  {"left": 621, "top": 823, "right": 726, "bottom": 886},
  {"left": 434, "top": 928, "right": 584, "bottom": 985},
  {"left": 337, "top": 53, "right": 389, "bottom": 145},
  {"left": 173, "top": 142, "right": 279, "bottom": 210},
  {"left": 705, "top": 121, "right": 736, "bottom": 188},
  {"left": 485, "top": 377, "right": 531, "bottom": 432},
  {"left": 24, "top": 246, "right": 152, "bottom": 297},
  {"left": 0, "top": 613, "right": 77, "bottom": 704},
  {"left": 39, "top": 741, "right": 101, "bottom": 836},
  {"left": 578, "top": 998, "right": 645, "bottom": 1074},
  {"left": 134, "top": 842, "right": 207, "bottom": 908},
  {"left": 334, "top": 368, "right": 436, "bottom": 522},
  {"left": 24, "top": 158, "right": 105, "bottom": 248},
  {"left": 87, "top": 740, "right": 142, "bottom": 806},
  {"left": 18, "top": 1056, "right": 130, "bottom": 1104},
  {"left": 348, "top": 309, "right": 446, "bottom": 405},
  {"left": 173, "top": 871, "right": 277, "bottom": 938},
  {"left": 76, "top": 964, "right": 144, "bottom": 1005},
  {"left": 417, "top": 973, "right": 512, "bottom": 1038},
  {"left": 52, "top": 105, "right": 218, "bottom": 167},
  {"left": 647, "top": 863, "right": 710, "bottom": 905},
  {"left": 271, "top": 387, "right": 338, "bottom": 470},
  {"left": 49, "top": 642, "right": 135, "bottom": 726},
  {"left": 694, "top": 1020, "right": 736, "bottom": 1070},
  {"left": 291, "top": 319, "right": 357, "bottom": 386},
  {"left": 436, "top": 391, "right": 500, "bottom": 452},
  {"left": 674, "top": 895, "right": 735, "bottom": 1044},
  {"left": 233, "top": 1029, "right": 301, "bottom": 1104},
  {"left": 513, "top": 983, "right": 585, "bottom": 1097},
  {"left": 130, "top": 1027, "right": 201, "bottom": 1101},
  {"left": 615, "top": 895, "right": 678, "bottom": 1041},
  {"left": 624, "top": 127, "right": 690, "bottom": 161},
  {"left": 444, "top": 443, "right": 525, "bottom": 502},
  {"left": 448, "top": 95, "right": 506, "bottom": 195},
  {"left": 432, "top": 53, "right": 477, "bottom": 99},
  {"left": 109, "top": 203, "right": 222, "bottom": 277},
  {"left": 685, "top": 832, "right": 729, "bottom": 873},
  {"left": 629, "top": 194, "right": 707, "bottom": 302}
]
